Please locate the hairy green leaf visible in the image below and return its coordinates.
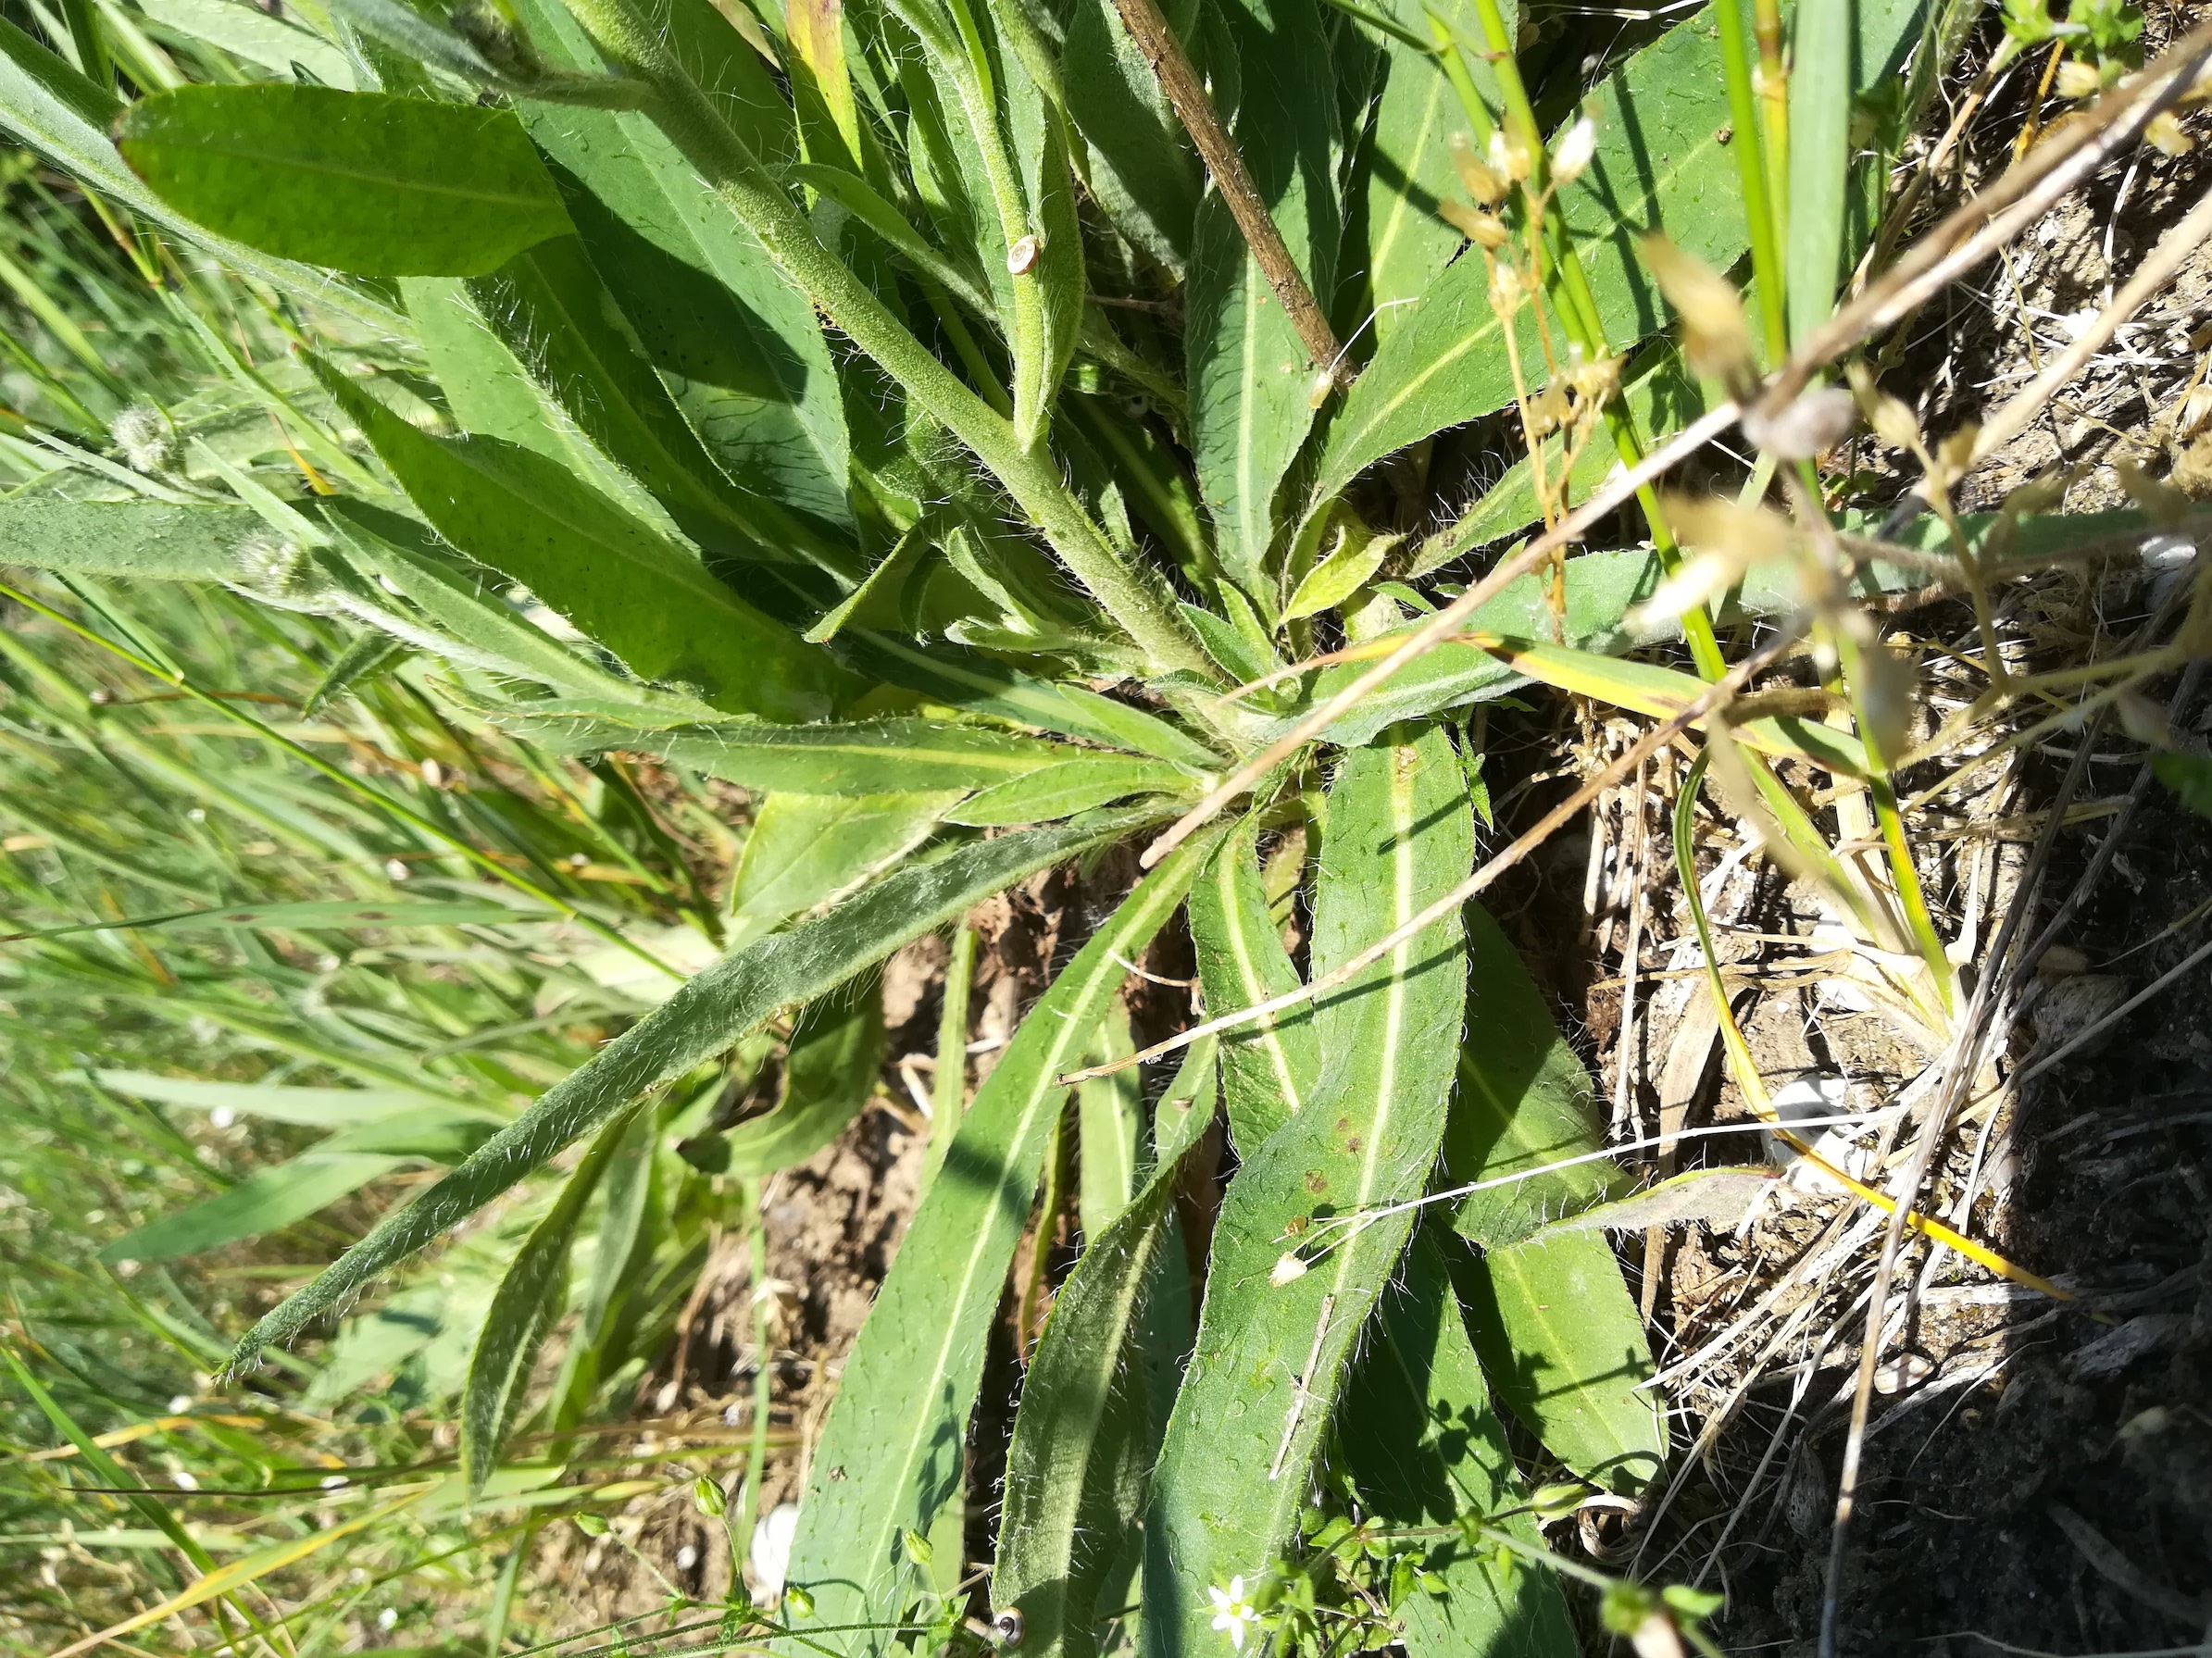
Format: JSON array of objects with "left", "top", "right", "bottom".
[
  {"left": 1447, "top": 904, "right": 1628, "bottom": 1250},
  {"left": 1188, "top": 819, "right": 1317, "bottom": 1153},
  {"left": 782, "top": 821, "right": 1231, "bottom": 1651},
  {"left": 1309, "top": 0, "right": 1928, "bottom": 506},
  {"left": 226, "top": 810, "right": 1148, "bottom": 1371},
  {"left": 723, "top": 982, "right": 887, "bottom": 1176},
  {"left": 1442, "top": 905, "right": 1665, "bottom": 1491},
  {"left": 1343, "top": 1228, "right": 1577, "bottom": 1658},
  {"left": 1144, "top": 725, "right": 1472, "bottom": 1656},
  {"left": 833, "top": 631, "right": 1223, "bottom": 768},
  {"left": 101, "top": 1153, "right": 404, "bottom": 1264},
  {"left": 1077, "top": 1006, "right": 1141, "bottom": 1241},
  {"left": 461, "top": 1099, "right": 644, "bottom": 1497},
  {"left": 117, "top": 86, "right": 570, "bottom": 277},
  {"left": 1186, "top": 0, "right": 1340, "bottom": 603},
  {"left": 1456, "top": 1231, "right": 1667, "bottom": 1494},
  {"left": 726, "top": 792, "right": 963, "bottom": 952},
  {"left": 1412, "top": 351, "right": 1706, "bottom": 571},
  {"left": 945, "top": 755, "right": 1203, "bottom": 826},
  {"left": 329, "top": 504, "right": 709, "bottom": 712},
  {"left": 1061, "top": 0, "right": 1201, "bottom": 270},
  {"left": 1357, "top": 0, "right": 1507, "bottom": 343},
  {"left": 507, "top": 0, "right": 854, "bottom": 538},
  {"left": 525, "top": 717, "right": 1114, "bottom": 796},
  {"left": 993, "top": 1041, "right": 1218, "bottom": 1658},
  {"left": 0, "top": 17, "right": 405, "bottom": 331},
  {"left": 316, "top": 363, "right": 856, "bottom": 721},
  {"left": 0, "top": 499, "right": 267, "bottom": 582},
  {"left": 136, "top": 0, "right": 356, "bottom": 86}
]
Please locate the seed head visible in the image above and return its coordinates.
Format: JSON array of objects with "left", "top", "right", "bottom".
[{"left": 110, "top": 402, "right": 179, "bottom": 475}]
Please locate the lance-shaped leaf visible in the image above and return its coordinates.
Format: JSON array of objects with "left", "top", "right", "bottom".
[
  {"left": 507, "top": 0, "right": 854, "bottom": 538},
  {"left": 994, "top": 1042, "right": 1219, "bottom": 1658},
  {"left": 0, "top": 499, "right": 268, "bottom": 582},
  {"left": 329, "top": 504, "right": 710, "bottom": 713},
  {"left": 1358, "top": 0, "right": 1509, "bottom": 343},
  {"left": 1447, "top": 903, "right": 1628, "bottom": 1249},
  {"left": 1456, "top": 1232, "right": 1667, "bottom": 1494},
  {"left": 833, "top": 631, "right": 1222, "bottom": 768},
  {"left": 316, "top": 365, "right": 857, "bottom": 723},
  {"left": 1306, "top": 0, "right": 1930, "bottom": 508},
  {"left": 225, "top": 810, "right": 1150, "bottom": 1372},
  {"left": 782, "top": 821, "right": 1231, "bottom": 1651},
  {"left": 1188, "top": 819, "right": 1317, "bottom": 1153},
  {"left": 725, "top": 792, "right": 963, "bottom": 954},
  {"left": 1077, "top": 1005, "right": 1141, "bottom": 1241},
  {"left": 1186, "top": 0, "right": 1340, "bottom": 604},
  {"left": 0, "top": 18, "right": 405, "bottom": 331},
  {"left": 521, "top": 716, "right": 1119, "bottom": 796},
  {"left": 946, "top": 755, "right": 1205, "bottom": 827},
  {"left": 1343, "top": 1227, "right": 1577, "bottom": 1658},
  {"left": 1143, "top": 725, "right": 1473, "bottom": 1657},
  {"left": 116, "top": 86, "right": 570, "bottom": 277},
  {"left": 721, "top": 980, "right": 887, "bottom": 1177},
  {"left": 100, "top": 1153, "right": 405, "bottom": 1264},
  {"left": 465, "top": 237, "right": 854, "bottom": 578},
  {"left": 461, "top": 1098, "right": 644, "bottom": 1496},
  {"left": 1443, "top": 905, "right": 1667, "bottom": 1494},
  {"left": 1060, "top": 0, "right": 1201, "bottom": 270}
]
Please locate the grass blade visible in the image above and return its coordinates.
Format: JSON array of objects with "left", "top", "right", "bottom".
[
  {"left": 1143, "top": 724, "right": 1473, "bottom": 1656},
  {"left": 781, "top": 819, "right": 1231, "bottom": 1652},
  {"left": 225, "top": 809, "right": 1149, "bottom": 1372},
  {"left": 99, "top": 1153, "right": 406, "bottom": 1264}
]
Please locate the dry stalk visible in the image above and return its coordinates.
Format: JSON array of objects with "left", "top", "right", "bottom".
[{"left": 1106, "top": 0, "right": 1348, "bottom": 383}]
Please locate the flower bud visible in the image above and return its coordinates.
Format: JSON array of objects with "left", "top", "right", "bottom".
[
  {"left": 2144, "top": 110, "right": 2193, "bottom": 156},
  {"left": 1448, "top": 131, "right": 1508, "bottom": 205},
  {"left": 2055, "top": 57, "right": 2102, "bottom": 99},
  {"left": 1438, "top": 199, "right": 1509, "bottom": 247},
  {"left": 110, "top": 403, "right": 179, "bottom": 474},
  {"left": 1551, "top": 116, "right": 1596, "bottom": 184}
]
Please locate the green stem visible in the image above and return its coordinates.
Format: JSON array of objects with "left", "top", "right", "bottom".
[
  {"left": 1832, "top": 629, "right": 1955, "bottom": 1014},
  {"left": 737, "top": 1205, "right": 773, "bottom": 1580},
  {"left": 908, "top": 0, "right": 1055, "bottom": 448},
  {"left": 553, "top": 0, "right": 1214, "bottom": 683},
  {"left": 1713, "top": 0, "right": 1788, "bottom": 365}
]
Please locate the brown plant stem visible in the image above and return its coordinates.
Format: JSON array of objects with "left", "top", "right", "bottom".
[{"left": 1106, "top": 0, "right": 1349, "bottom": 384}]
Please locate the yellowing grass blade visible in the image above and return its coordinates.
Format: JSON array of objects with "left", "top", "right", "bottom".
[
  {"left": 49, "top": 1488, "right": 430, "bottom": 1658},
  {"left": 1483, "top": 636, "right": 1871, "bottom": 778}
]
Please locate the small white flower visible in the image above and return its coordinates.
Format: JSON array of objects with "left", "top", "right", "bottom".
[
  {"left": 1208, "top": 1577, "right": 1258, "bottom": 1650},
  {"left": 376, "top": 1609, "right": 397, "bottom": 1631},
  {"left": 168, "top": 1395, "right": 193, "bottom": 1415},
  {"left": 170, "top": 1470, "right": 197, "bottom": 1490}
]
